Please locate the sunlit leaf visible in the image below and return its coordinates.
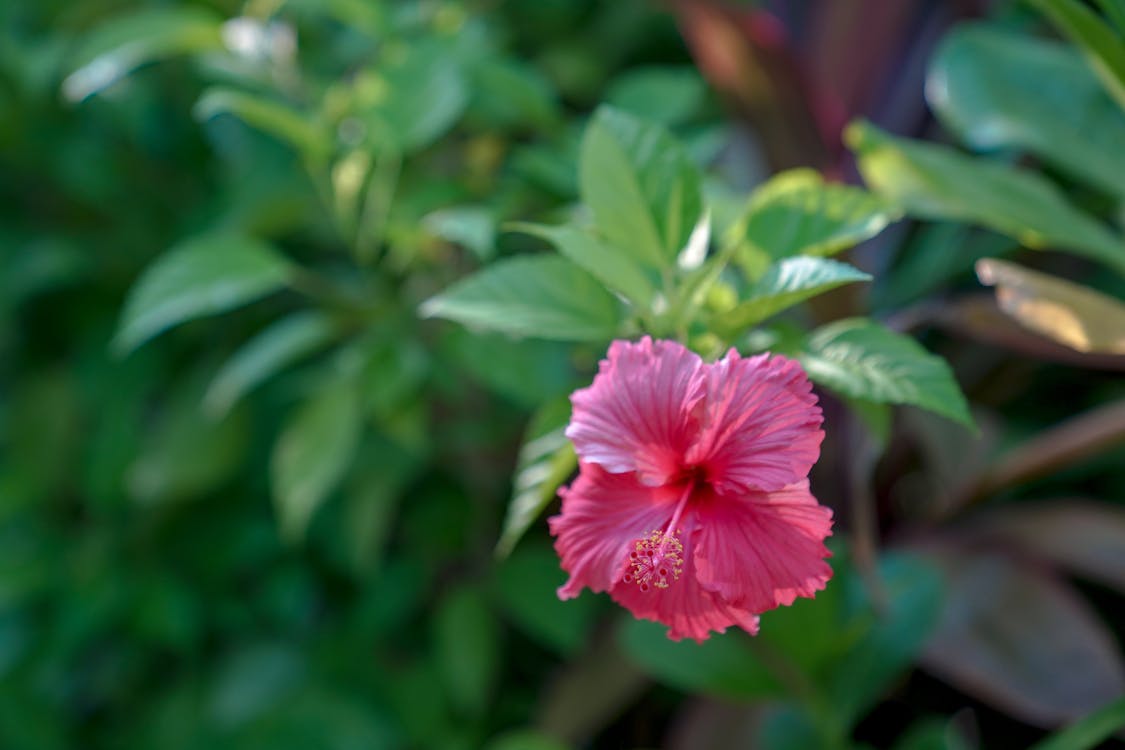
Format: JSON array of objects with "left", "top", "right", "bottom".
[
  {"left": 63, "top": 7, "right": 224, "bottom": 101},
  {"left": 420, "top": 255, "right": 622, "bottom": 342},
  {"left": 929, "top": 24, "right": 1125, "bottom": 199},
  {"left": 976, "top": 258, "right": 1125, "bottom": 353},
  {"left": 113, "top": 234, "right": 292, "bottom": 355},
  {"left": 847, "top": 121, "right": 1125, "bottom": 276},
  {"left": 204, "top": 311, "right": 339, "bottom": 419},
  {"left": 921, "top": 549, "right": 1125, "bottom": 726},
  {"left": 737, "top": 169, "right": 900, "bottom": 263},
  {"left": 798, "top": 318, "right": 974, "bottom": 428},
  {"left": 509, "top": 222, "right": 657, "bottom": 308},
  {"left": 579, "top": 106, "right": 703, "bottom": 270},
  {"left": 271, "top": 382, "right": 362, "bottom": 541},
  {"left": 720, "top": 256, "right": 871, "bottom": 333},
  {"left": 495, "top": 397, "right": 576, "bottom": 558},
  {"left": 937, "top": 295, "right": 1125, "bottom": 370}
]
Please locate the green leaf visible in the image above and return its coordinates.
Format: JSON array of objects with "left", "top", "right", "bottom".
[
  {"left": 127, "top": 373, "right": 250, "bottom": 507},
  {"left": 341, "top": 441, "right": 415, "bottom": 576},
  {"left": 798, "top": 318, "right": 974, "bottom": 428},
  {"left": 493, "top": 543, "right": 598, "bottom": 656},
  {"left": 1028, "top": 0, "right": 1125, "bottom": 111},
  {"left": 208, "top": 642, "right": 304, "bottom": 728},
  {"left": 194, "top": 88, "right": 331, "bottom": 162},
  {"left": 618, "top": 619, "right": 782, "bottom": 699},
  {"left": 928, "top": 24, "right": 1125, "bottom": 199},
  {"left": 468, "top": 59, "right": 559, "bottom": 131},
  {"left": 872, "top": 223, "right": 1015, "bottom": 311},
  {"left": 509, "top": 222, "right": 657, "bottom": 308},
  {"left": 424, "top": 206, "right": 496, "bottom": 261},
  {"left": 1031, "top": 696, "right": 1125, "bottom": 750},
  {"left": 444, "top": 330, "right": 577, "bottom": 408},
  {"left": 720, "top": 256, "right": 871, "bottom": 332},
  {"left": 420, "top": 255, "right": 622, "bottom": 342},
  {"left": 605, "top": 66, "right": 707, "bottom": 126},
  {"left": 203, "top": 311, "right": 339, "bottom": 419},
  {"left": 483, "top": 729, "right": 571, "bottom": 750},
  {"left": 270, "top": 382, "right": 362, "bottom": 541},
  {"left": 113, "top": 234, "right": 292, "bottom": 355},
  {"left": 756, "top": 706, "right": 825, "bottom": 750},
  {"left": 433, "top": 586, "right": 500, "bottom": 717},
  {"left": 364, "top": 40, "right": 468, "bottom": 152},
  {"left": 755, "top": 568, "right": 848, "bottom": 677},
  {"left": 892, "top": 718, "right": 973, "bottom": 750},
  {"left": 1096, "top": 0, "right": 1125, "bottom": 36},
  {"left": 232, "top": 689, "right": 402, "bottom": 750},
  {"left": 826, "top": 553, "right": 945, "bottom": 727},
  {"left": 62, "top": 7, "right": 225, "bottom": 101},
  {"left": 579, "top": 106, "right": 703, "bottom": 269},
  {"left": 495, "top": 397, "right": 577, "bottom": 558},
  {"left": 847, "top": 121, "right": 1125, "bottom": 275},
  {"left": 737, "top": 168, "right": 900, "bottom": 262},
  {"left": 284, "top": 0, "right": 387, "bottom": 37}
]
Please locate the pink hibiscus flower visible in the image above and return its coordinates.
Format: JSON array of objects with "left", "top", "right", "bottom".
[{"left": 549, "top": 337, "right": 833, "bottom": 642}]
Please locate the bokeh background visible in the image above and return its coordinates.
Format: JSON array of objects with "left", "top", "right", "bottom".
[{"left": 2, "top": 0, "right": 1124, "bottom": 748}]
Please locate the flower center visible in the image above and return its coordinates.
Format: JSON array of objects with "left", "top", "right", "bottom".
[
  {"left": 623, "top": 480, "right": 694, "bottom": 592},
  {"left": 623, "top": 530, "right": 683, "bottom": 591}
]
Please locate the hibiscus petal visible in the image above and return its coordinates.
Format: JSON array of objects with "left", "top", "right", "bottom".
[
  {"left": 688, "top": 351, "right": 823, "bottom": 495},
  {"left": 692, "top": 480, "right": 833, "bottom": 614},
  {"left": 566, "top": 337, "right": 705, "bottom": 486},
  {"left": 549, "top": 464, "right": 683, "bottom": 599},
  {"left": 610, "top": 524, "right": 761, "bottom": 642}
]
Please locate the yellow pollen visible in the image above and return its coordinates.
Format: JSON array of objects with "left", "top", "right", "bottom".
[{"left": 623, "top": 529, "right": 684, "bottom": 592}]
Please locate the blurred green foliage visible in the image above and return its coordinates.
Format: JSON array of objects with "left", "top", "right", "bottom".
[
  {"left": 2, "top": 0, "right": 1124, "bottom": 748},
  {"left": 0, "top": 1, "right": 688, "bottom": 746}
]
